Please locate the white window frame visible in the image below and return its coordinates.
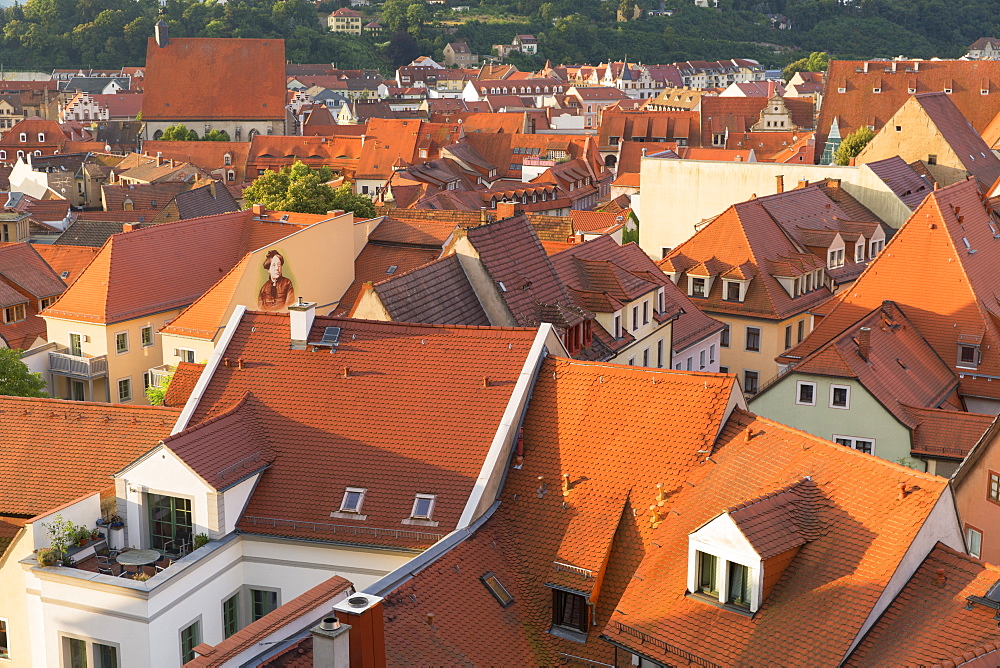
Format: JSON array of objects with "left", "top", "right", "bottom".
[
  {"left": 613, "top": 311, "right": 622, "bottom": 339},
  {"left": 688, "top": 275, "right": 707, "bottom": 298},
  {"left": 966, "top": 526, "right": 983, "bottom": 559},
  {"left": 833, "top": 435, "right": 875, "bottom": 455},
  {"left": 829, "top": 384, "right": 850, "bottom": 409},
  {"left": 795, "top": 381, "right": 817, "bottom": 406},
  {"left": 114, "top": 330, "right": 129, "bottom": 355},
  {"left": 410, "top": 494, "right": 436, "bottom": 519},
  {"left": 141, "top": 326, "right": 153, "bottom": 347},
  {"left": 178, "top": 348, "right": 196, "bottom": 364},
  {"left": 855, "top": 241, "right": 865, "bottom": 263},
  {"left": 117, "top": 377, "right": 132, "bottom": 403},
  {"left": 0, "top": 617, "right": 8, "bottom": 660},
  {"left": 339, "top": 487, "right": 366, "bottom": 513}
]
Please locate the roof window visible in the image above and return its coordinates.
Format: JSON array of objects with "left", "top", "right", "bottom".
[
  {"left": 481, "top": 572, "right": 514, "bottom": 608},
  {"left": 386, "top": 265, "right": 398, "bottom": 275},
  {"left": 410, "top": 494, "right": 436, "bottom": 519},
  {"left": 339, "top": 487, "right": 366, "bottom": 513}
]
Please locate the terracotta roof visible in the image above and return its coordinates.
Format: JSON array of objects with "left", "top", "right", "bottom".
[
  {"left": 611, "top": 172, "right": 640, "bottom": 188},
  {"left": 162, "top": 361, "right": 204, "bottom": 408},
  {"left": 863, "top": 156, "right": 933, "bottom": 210},
  {"left": 570, "top": 209, "right": 630, "bottom": 234},
  {"left": 102, "top": 182, "right": 191, "bottom": 212},
  {"left": 5, "top": 243, "right": 96, "bottom": 286},
  {"left": 142, "top": 38, "right": 286, "bottom": 121},
  {"left": 368, "top": 255, "right": 490, "bottom": 325},
  {"left": 465, "top": 215, "right": 588, "bottom": 329},
  {"left": 383, "top": 358, "right": 739, "bottom": 666},
  {"left": 335, "top": 243, "right": 439, "bottom": 317},
  {"left": 0, "top": 242, "right": 65, "bottom": 297},
  {"left": 725, "top": 478, "right": 816, "bottom": 559},
  {"left": 186, "top": 312, "right": 541, "bottom": 548},
  {"left": 845, "top": 543, "right": 1000, "bottom": 666},
  {"left": 367, "top": 214, "right": 463, "bottom": 246},
  {"left": 0, "top": 396, "right": 178, "bottom": 516},
  {"left": 900, "top": 405, "right": 995, "bottom": 459},
  {"left": 698, "top": 96, "right": 814, "bottom": 146},
  {"left": 818, "top": 59, "right": 1000, "bottom": 146},
  {"left": 524, "top": 213, "right": 574, "bottom": 243},
  {"left": 172, "top": 182, "right": 240, "bottom": 219},
  {"left": 185, "top": 574, "right": 353, "bottom": 667},
  {"left": 780, "top": 180, "right": 1000, "bottom": 400},
  {"left": 141, "top": 141, "right": 251, "bottom": 182},
  {"left": 909, "top": 92, "right": 1000, "bottom": 187},
  {"left": 0, "top": 516, "right": 26, "bottom": 561},
  {"left": 661, "top": 197, "right": 831, "bottom": 320},
  {"left": 159, "top": 254, "right": 253, "bottom": 340},
  {"left": 45, "top": 209, "right": 301, "bottom": 325}
]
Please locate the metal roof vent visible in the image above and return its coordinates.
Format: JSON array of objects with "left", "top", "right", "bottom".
[{"left": 347, "top": 595, "right": 368, "bottom": 608}]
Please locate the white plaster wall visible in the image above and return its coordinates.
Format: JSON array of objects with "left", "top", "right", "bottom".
[
  {"left": 674, "top": 330, "right": 723, "bottom": 374},
  {"left": 222, "top": 476, "right": 258, "bottom": 536},
  {"left": 27, "top": 494, "right": 102, "bottom": 551}
]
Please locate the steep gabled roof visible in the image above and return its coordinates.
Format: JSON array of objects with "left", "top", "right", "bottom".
[
  {"left": 0, "top": 242, "right": 65, "bottom": 297},
  {"left": 912, "top": 92, "right": 1000, "bottom": 187},
  {"left": 864, "top": 156, "right": 934, "bottom": 210},
  {"left": 142, "top": 37, "right": 286, "bottom": 121},
  {"left": 368, "top": 255, "right": 490, "bottom": 326},
  {"left": 0, "top": 396, "right": 178, "bottom": 516},
  {"left": 335, "top": 243, "right": 440, "bottom": 318},
  {"left": 185, "top": 312, "right": 540, "bottom": 549},
  {"left": 781, "top": 180, "right": 1000, "bottom": 400},
  {"left": 900, "top": 405, "right": 995, "bottom": 459}
]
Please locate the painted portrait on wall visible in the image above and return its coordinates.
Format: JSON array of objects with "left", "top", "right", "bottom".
[{"left": 258, "top": 249, "right": 295, "bottom": 312}]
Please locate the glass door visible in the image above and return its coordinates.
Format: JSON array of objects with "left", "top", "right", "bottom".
[
  {"left": 69, "top": 333, "right": 82, "bottom": 356},
  {"left": 147, "top": 493, "right": 193, "bottom": 552},
  {"left": 71, "top": 380, "right": 85, "bottom": 402}
]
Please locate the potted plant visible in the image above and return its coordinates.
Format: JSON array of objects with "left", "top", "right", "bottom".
[
  {"left": 132, "top": 572, "right": 152, "bottom": 581},
  {"left": 109, "top": 515, "right": 124, "bottom": 529},
  {"left": 74, "top": 525, "right": 92, "bottom": 547},
  {"left": 90, "top": 528, "right": 100, "bottom": 540},
  {"left": 36, "top": 547, "right": 59, "bottom": 566},
  {"left": 193, "top": 533, "right": 210, "bottom": 550},
  {"left": 42, "top": 514, "right": 75, "bottom": 560}
]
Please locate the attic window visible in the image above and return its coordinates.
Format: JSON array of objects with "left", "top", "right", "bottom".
[
  {"left": 410, "top": 494, "right": 436, "bottom": 519},
  {"left": 908, "top": 87, "right": 916, "bottom": 94},
  {"left": 872, "top": 87, "right": 880, "bottom": 94},
  {"left": 958, "top": 344, "right": 981, "bottom": 369},
  {"left": 386, "top": 265, "right": 398, "bottom": 275},
  {"left": 60, "top": 271, "right": 70, "bottom": 279},
  {"left": 339, "top": 487, "right": 366, "bottom": 513},
  {"left": 481, "top": 572, "right": 514, "bottom": 608}
]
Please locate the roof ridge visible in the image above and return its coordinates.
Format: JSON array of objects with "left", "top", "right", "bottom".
[
  {"left": 726, "top": 476, "right": 811, "bottom": 513},
  {"left": 163, "top": 390, "right": 253, "bottom": 446}
]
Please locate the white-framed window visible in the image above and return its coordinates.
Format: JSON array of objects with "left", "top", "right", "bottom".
[
  {"left": 18, "top": 133, "right": 25, "bottom": 142},
  {"left": 745, "top": 326, "right": 761, "bottom": 352},
  {"left": 411, "top": 494, "right": 436, "bottom": 519},
  {"left": 699, "top": 350, "right": 706, "bottom": 369},
  {"left": 628, "top": 357, "right": 636, "bottom": 366},
  {"left": 709, "top": 344, "right": 716, "bottom": 364},
  {"left": 657, "top": 339, "right": 664, "bottom": 368},
  {"left": 796, "top": 381, "right": 816, "bottom": 406},
  {"left": 0, "top": 618, "right": 8, "bottom": 660},
  {"left": 340, "top": 487, "right": 366, "bottom": 513},
  {"left": 178, "top": 348, "right": 195, "bottom": 364},
  {"left": 117, "top": 377, "right": 132, "bottom": 403},
  {"left": 689, "top": 276, "right": 707, "bottom": 298},
  {"left": 958, "top": 344, "right": 981, "bottom": 369},
  {"left": 834, "top": 435, "right": 874, "bottom": 455},
  {"left": 227, "top": 170, "right": 235, "bottom": 182},
  {"left": 114, "top": 331, "right": 129, "bottom": 354},
  {"left": 855, "top": 241, "right": 865, "bottom": 263},
  {"left": 966, "top": 525, "right": 983, "bottom": 559},
  {"left": 37, "top": 133, "right": 44, "bottom": 142},
  {"left": 827, "top": 248, "right": 844, "bottom": 269},
  {"left": 613, "top": 311, "right": 622, "bottom": 339},
  {"left": 643, "top": 300, "right": 649, "bottom": 325},
  {"left": 141, "top": 326, "right": 153, "bottom": 347},
  {"left": 632, "top": 305, "right": 639, "bottom": 331},
  {"left": 657, "top": 287, "right": 665, "bottom": 313},
  {"left": 0, "top": 150, "right": 6, "bottom": 160},
  {"left": 829, "top": 384, "right": 850, "bottom": 409},
  {"left": 224, "top": 154, "right": 232, "bottom": 166}
]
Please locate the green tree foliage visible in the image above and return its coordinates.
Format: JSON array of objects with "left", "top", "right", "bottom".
[
  {"left": 782, "top": 51, "right": 829, "bottom": 81},
  {"left": 203, "top": 129, "right": 231, "bottom": 141},
  {"left": 833, "top": 127, "right": 876, "bottom": 166},
  {"left": 0, "top": 348, "right": 48, "bottom": 398},
  {"left": 243, "top": 161, "right": 376, "bottom": 217},
  {"left": 160, "top": 123, "right": 198, "bottom": 141},
  {"left": 145, "top": 372, "right": 171, "bottom": 406}
]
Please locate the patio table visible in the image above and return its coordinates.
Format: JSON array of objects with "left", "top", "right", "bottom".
[{"left": 115, "top": 549, "right": 161, "bottom": 568}]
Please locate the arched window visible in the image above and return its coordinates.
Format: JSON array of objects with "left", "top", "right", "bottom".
[
  {"left": 153, "top": 130, "right": 163, "bottom": 140},
  {"left": 33, "top": 150, "right": 40, "bottom": 156},
  {"left": 0, "top": 151, "right": 6, "bottom": 160},
  {"left": 224, "top": 154, "right": 232, "bottom": 166}
]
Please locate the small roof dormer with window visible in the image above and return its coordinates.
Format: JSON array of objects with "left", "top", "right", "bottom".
[{"left": 687, "top": 478, "right": 820, "bottom": 614}]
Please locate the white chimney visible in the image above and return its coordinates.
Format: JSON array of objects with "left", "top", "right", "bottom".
[
  {"left": 154, "top": 20, "right": 169, "bottom": 48},
  {"left": 311, "top": 617, "right": 351, "bottom": 668},
  {"left": 288, "top": 299, "right": 317, "bottom": 349}
]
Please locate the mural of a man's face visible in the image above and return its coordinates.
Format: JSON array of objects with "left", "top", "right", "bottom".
[{"left": 268, "top": 255, "right": 283, "bottom": 281}]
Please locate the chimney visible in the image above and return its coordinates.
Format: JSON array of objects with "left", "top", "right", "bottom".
[
  {"left": 155, "top": 20, "right": 169, "bottom": 48},
  {"left": 288, "top": 299, "right": 317, "bottom": 350},
  {"left": 122, "top": 223, "right": 138, "bottom": 233},
  {"left": 796, "top": 178, "right": 809, "bottom": 189},
  {"left": 775, "top": 174, "right": 784, "bottom": 193},
  {"left": 311, "top": 617, "right": 351, "bottom": 668},
  {"left": 495, "top": 201, "right": 517, "bottom": 220},
  {"left": 934, "top": 569, "right": 947, "bottom": 587},
  {"left": 156, "top": 151, "right": 162, "bottom": 165},
  {"left": 252, "top": 203, "right": 265, "bottom": 216},
  {"left": 828, "top": 178, "right": 841, "bottom": 190},
  {"left": 858, "top": 327, "right": 871, "bottom": 362},
  {"left": 333, "top": 594, "right": 387, "bottom": 668}
]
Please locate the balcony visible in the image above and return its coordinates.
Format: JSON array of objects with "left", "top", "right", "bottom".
[
  {"left": 147, "top": 364, "right": 174, "bottom": 388},
  {"left": 49, "top": 346, "right": 107, "bottom": 379}
]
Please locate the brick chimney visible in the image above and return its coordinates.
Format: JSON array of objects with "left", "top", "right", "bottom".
[
  {"left": 252, "top": 203, "right": 265, "bottom": 216},
  {"left": 311, "top": 616, "right": 351, "bottom": 668},
  {"left": 796, "top": 178, "right": 809, "bottom": 189},
  {"left": 288, "top": 298, "right": 317, "bottom": 350},
  {"left": 858, "top": 326, "right": 871, "bottom": 362},
  {"left": 827, "top": 178, "right": 841, "bottom": 190},
  {"left": 122, "top": 223, "right": 138, "bottom": 233},
  {"left": 495, "top": 201, "right": 518, "bottom": 220},
  {"left": 333, "top": 594, "right": 386, "bottom": 668},
  {"left": 775, "top": 174, "right": 784, "bottom": 193}
]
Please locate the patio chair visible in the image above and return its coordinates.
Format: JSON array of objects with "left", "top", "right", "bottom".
[
  {"left": 97, "top": 566, "right": 114, "bottom": 576},
  {"left": 155, "top": 558, "right": 172, "bottom": 573}
]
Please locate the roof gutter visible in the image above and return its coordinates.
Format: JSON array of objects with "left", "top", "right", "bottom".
[{"left": 171, "top": 304, "right": 246, "bottom": 435}]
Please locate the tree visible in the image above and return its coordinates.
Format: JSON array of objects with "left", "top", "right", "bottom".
[
  {"left": 782, "top": 51, "right": 829, "bottom": 81},
  {"left": 203, "top": 129, "right": 231, "bottom": 141},
  {"left": 243, "top": 161, "right": 375, "bottom": 217},
  {"left": 160, "top": 123, "right": 199, "bottom": 141},
  {"left": 145, "top": 372, "right": 172, "bottom": 406},
  {"left": 0, "top": 348, "right": 48, "bottom": 397},
  {"left": 833, "top": 126, "right": 876, "bottom": 166}
]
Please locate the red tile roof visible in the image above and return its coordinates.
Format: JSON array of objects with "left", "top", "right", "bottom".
[
  {"left": 366, "top": 255, "right": 490, "bottom": 326},
  {"left": 845, "top": 543, "right": 1000, "bottom": 666},
  {"left": 818, "top": 59, "right": 1000, "bottom": 146},
  {"left": 185, "top": 574, "right": 353, "bottom": 667},
  {"left": 185, "top": 312, "right": 541, "bottom": 549},
  {"left": 906, "top": 92, "right": 1000, "bottom": 187},
  {"left": 159, "top": 254, "right": 253, "bottom": 340},
  {"left": 0, "top": 396, "right": 178, "bottom": 516},
  {"left": 162, "top": 361, "right": 204, "bottom": 408},
  {"left": 141, "top": 141, "right": 251, "bottom": 183},
  {"left": 864, "top": 156, "right": 934, "bottom": 209},
  {"left": 780, "top": 180, "right": 1000, "bottom": 400},
  {"left": 336, "top": 243, "right": 439, "bottom": 317},
  {"left": 901, "top": 405, "right": 995, "bottom": 459},
  {"left": 142, "top": 38, "right": 286, "bottom": 121}
]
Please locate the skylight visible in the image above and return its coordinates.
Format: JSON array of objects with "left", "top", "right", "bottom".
[
  {"left": 340, "top": 487, "right": 366, "bottom": 513},
  {"left": 386, "top": 265, "right": 398, "bottom": 275},
  {"left": 411, "top": 494, "right": 436, "bottom": 519},
  {"left": 481, "top": 572, "right": 514, "bottom": 608}
]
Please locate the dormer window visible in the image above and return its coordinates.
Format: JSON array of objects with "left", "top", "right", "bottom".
[
  {"left": 657, "top": 287, "right": 665, "bottom": 313},
  {"left": 723, "top": 279, "right": 748, "bottom": 302},
  {"left": 855, "top": 241, "right": 865, "bottom": 263},
  {"left": 224, "top": 154, "right": 232, "bottom": 166},
  {"left": 18, "top": 133, "right": 25, "bottom": 142},
  {"left": 827, "top": 248, "right": 844, "bottom": 269},
  {"left": 37, "top": 133, "right": 44, "bottom": 142},
  {"left": 958, "top": 344, "right": 981, "bottom": 369},
  {"left": 870, "top": 238, "right": 885, "bottom": 258}
]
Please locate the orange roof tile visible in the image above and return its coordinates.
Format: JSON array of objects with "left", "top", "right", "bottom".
[
  {"left": 781, "top": 180, "right": 1000, "bottom": 400},
  {"left": 162, "top": 361, "right": 204, "bottom": 408},
  {"left": 335, "top": 243, "right": 439, "bottom": 318},
  {"left": 142, "top": 37, "right": 285, "bottom": 121},
  {"left": 901, "top": 405, "right": 995, "bottom": 459},
  {"left": 186, "top": 574, "right": 353, "bottom": 667},
  {"left": 845, "top": 543, "right": 1000, "bottom": 666},
  {"left": 185, "top": 312, "right": 541, "bottom": 549},
  {"left": 906, "top": 93, "right": 1000, "bottom": 187},
  {"left": 0, "top": 396, "right": 178, "bottom": 516},
  {"left": 24, "top": 244, "right": 98, "bottom": 286},
  {"left": 160, "top": 254, "right": 253, "bottom": 340}
]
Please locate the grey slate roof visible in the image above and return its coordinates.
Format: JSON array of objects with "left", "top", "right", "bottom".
[{"left": 373, "top": 254, "right": 491, "bottom": 326}]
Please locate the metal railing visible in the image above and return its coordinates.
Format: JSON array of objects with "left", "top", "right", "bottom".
[
  {"left": 147, "top": 364, "right": 174, "bottom": 388},
  {"left": 242, "top": 516, "right": 443, "bottom": 544},
  {"left": 49, "top": 350, "right": 108, "bottom": 378},
  {"left": 552, "top": 561, "right": 595, "bottom": 579},
  {"left": 610, "top": 621, "right": 721, "bottom": 668},
  {"left": 215, "top": 452, "right": 263, "bottom": 483}
]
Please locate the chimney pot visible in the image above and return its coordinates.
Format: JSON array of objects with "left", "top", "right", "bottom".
[
  {"left": 482, "top": 376, "right": 489, "bottom": 388},
  {"left": 237, "top": 358, "right": 244, "bottom": 370},
  {"left": 252, "top": 203, "right": 265, "bottom": 216},
  {"left": 426, "top": 613, "right": 435, "bottom": 626},
  {"left": 897, "top": 481, "right": 906, "bottom": 500},
  {"left": 935, "top": 568, "right": 946, "bottom": 586},
  {"left": 321, "top": 617, "right": 340, "bottom": 631},
  {"left": 562, "top": 473, "right": 570, "bottom": 496},
  {"left": 858, "top": 326, "right": 872, "bottom": 362},
  {"left": 829, "top": 178, "right": 841, "bottom": 189},
  {"left": 343, "top": 366, "right": 351, "bottom": 378}
]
